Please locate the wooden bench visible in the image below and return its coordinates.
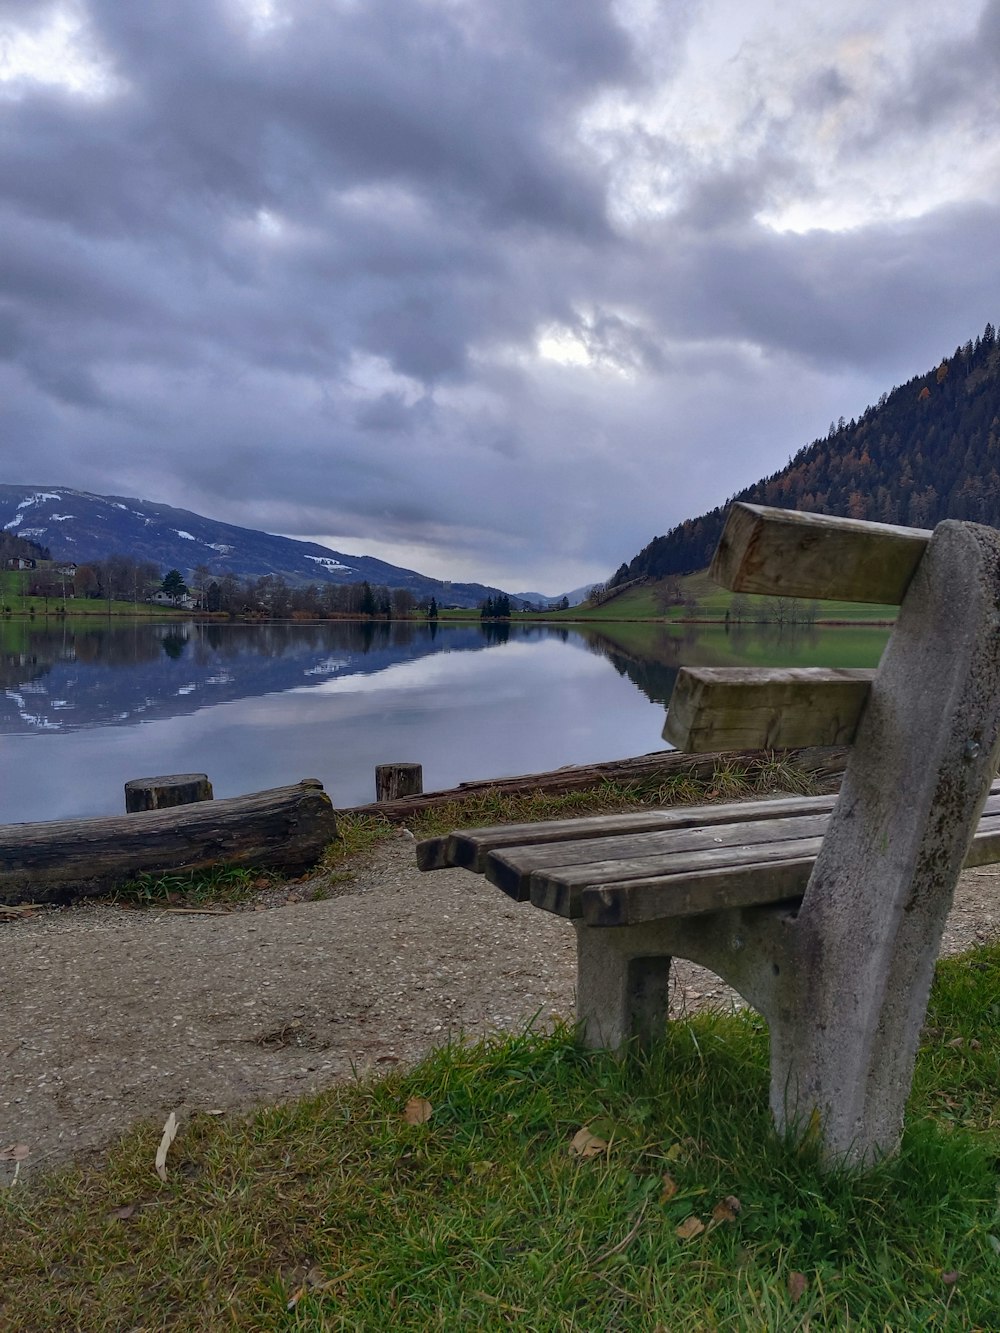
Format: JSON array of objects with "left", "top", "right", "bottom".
[{"left": 417, "top": 503, "right": 1000, "bottom": 1166}]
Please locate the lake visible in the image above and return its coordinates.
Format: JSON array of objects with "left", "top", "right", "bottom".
[{"left": 1, "top": 618, "right": 889, "bottom": 822}]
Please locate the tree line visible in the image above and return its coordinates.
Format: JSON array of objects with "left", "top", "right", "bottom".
[
  {"left": 19, "top": 551, "right": 441, "bottom": 619},
  {"left": 612, "top": 321, "right": 1000, "bottom": 586}
]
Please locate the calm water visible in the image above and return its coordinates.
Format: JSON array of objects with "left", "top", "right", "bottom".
[{"left": 1, "top": 618, "right": 889, "bottom": 822}]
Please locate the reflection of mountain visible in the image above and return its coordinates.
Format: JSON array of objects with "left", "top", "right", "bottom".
[
  {"left": 578, "top": 631, "right": 681, "bottom": 711},
  {"left": 576, "top": 620, "right": 869, "bottom": 711},
  {"left": 0, "top": 621, "right": 532, "bottom": 734}
]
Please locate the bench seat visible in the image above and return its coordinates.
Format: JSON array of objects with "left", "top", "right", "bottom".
[{"left": 418, "top": 782, "right": 1000, "bottom": 926}]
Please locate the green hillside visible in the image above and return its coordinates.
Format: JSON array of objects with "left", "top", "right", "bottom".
[{"left": 560, "top": 570, "right": 896, "bottom": 625}]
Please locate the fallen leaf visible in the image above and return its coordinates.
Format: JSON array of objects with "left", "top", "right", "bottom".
[
  {"left": 986, "top": 1234, "right": 1000, "bottom": 1256},
  {"left": 664, "top": 1142, "right": 684, "bottom": 1162},
  {"left": 0, "top": 1144, "right": 30, "bottom": 1162},
  {"left": 788, "top": 1271, "right": 808, "bottom": 1303},
  {"left": 204, "top": 1109, "right": 226, "bottom": 1117},
  {"left": 109, "top": 1204, "right": 138, "bottom": 1221},
  {"left": 946, "top": 1036, "right": 965, "bottom": 1048},
  {"left": 675, "top": 1215, "right": 705, "bottom": 1241},
  {"left": 660, "top": 1172, "right": 678, "bottom": 1203},
  {"left": 403, "top": 1097, "right": 433, "bottom": 1125},
  {"left": 569, "top": 1127, "right": 608, "bottom": 1159},
  {"left": 711, "top": 1195, "right": 742, "bottom": 1223},
  {"left": 941, "top": 1270, "right": 959, "bottom": 1285},
  {"left": 154, "top": 1112, "right": 179, "bottom": 1182}
]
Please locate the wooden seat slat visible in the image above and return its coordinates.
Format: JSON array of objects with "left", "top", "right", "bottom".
[
  {"left": 485, "top": 809, "right": 833, "bottom": 900},
  {"left": 415, "top": 791, "right": 841, "bottom": 873},
  {"left": 663, "top": 667, "right": 875, "bottom": 751},
  {"left": 581, "top": 809, "right": 1000, "bottom": 926},
  {"left": 528, "top": 834, "right": 826, "bottom": 917},
  {"left": 581, "top": 856, "right": 816, "bottom": 925},
  {"left": 455, "top": 786, "right": 1000, "bottom": 920}
]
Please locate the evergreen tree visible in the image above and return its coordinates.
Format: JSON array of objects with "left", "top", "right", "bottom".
[{"left": 161, "top": 569, "right": 187, "bottom": 598}]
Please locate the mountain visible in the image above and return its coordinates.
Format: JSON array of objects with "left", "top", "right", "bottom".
[
  {"left": 0, "top": 486, "right": 514, "bottom": 609},
  {"left": 612, "top": 321, "right": 1000, "bottom": 587},
  {"left": 513, "top": 584, "right": 594, "bottom": 607}
]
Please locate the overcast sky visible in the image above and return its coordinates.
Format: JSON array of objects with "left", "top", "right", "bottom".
[{"left": 3, "top": 0, "right": 999, "bottom": 592}]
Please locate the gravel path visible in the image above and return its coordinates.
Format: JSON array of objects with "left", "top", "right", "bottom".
[{"left": 2, "top": 839, "right": 998, "bottom": 1184}]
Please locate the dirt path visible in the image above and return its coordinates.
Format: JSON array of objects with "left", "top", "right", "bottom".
[{"left": 3, "top": 840, "right": 998, "bottom": 1184}]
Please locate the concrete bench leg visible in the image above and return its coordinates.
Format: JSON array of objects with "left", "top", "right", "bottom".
[{"left": 575, "top": 923, "right": 672, "bottom": 1050}]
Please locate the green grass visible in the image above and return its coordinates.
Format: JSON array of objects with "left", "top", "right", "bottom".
[
  {"left": 563, "top": 572, "right": 898, "bottom": 625},
  {"left": 587, "top": 619, "right": 889, "bottom": 670},
  {"left": 396, "top": 754, "right": 816, "bottom": 840},
  {"left": 111, "top": 865, "right": 281, "bottom": 908},
  {"left": 0, "top": 570, "right": 185, "bottom": 619},
  {"left": 3, "top": 947, "right": 1000, "bottom": 1329}
]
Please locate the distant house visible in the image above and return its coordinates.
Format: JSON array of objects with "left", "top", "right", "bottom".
[
  {"left": 149, "top": 590, "right": 197, "bottom": 610},
  {"left": 6, "top": 557, "right": 36, "bottom": 571}
]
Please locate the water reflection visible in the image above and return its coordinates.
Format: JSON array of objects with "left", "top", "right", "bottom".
[
  {"left": 1, "top": 617, "right": 889, "bottom": 822},
  {"left": 0, "top": 620, "right": 520, "bottom": 735}
]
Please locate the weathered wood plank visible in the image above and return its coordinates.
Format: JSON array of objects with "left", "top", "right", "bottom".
[
  {"left": 711, "top": 502, "right": 931, "bottom": 604},
  {"left": 415, "top": 836, "right": 452, "bottom": 871},
  {"left": 485, "top": 809, "right": 833, "bottom": 900},
  {"left": 442, "top": 791, "right": 838, "bottom": 874},
  {"left": 581, "top": 857, "right": 815, "bottom": 926},
  {"left": 475, "top": 787, "right": 1000, "bottom": 918},
  {"left": 578, "top": 807, "right": 1000, "bottom": 927},
  {"left": 422, "top": 780, "right": 1000, "bottom": 883},
  {"left": 0, "top": 779, "right": 337, "bottom": 905},
  {"left": 528, "top": 834, "right": 826, "bottom": 917},
  {"left": 664, "top": 668, "right": 875, "bottom": 751}
]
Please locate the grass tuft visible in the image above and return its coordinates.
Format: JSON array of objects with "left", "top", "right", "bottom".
[
  {"left": 3, "top": 946, "right": 1000, "bottom": 1329},
  {"left": 111, "top": 865, "right": 279, "bottom": 908},
  {"left": 404, "top": 754, "right": 815, "bottom": 840}
]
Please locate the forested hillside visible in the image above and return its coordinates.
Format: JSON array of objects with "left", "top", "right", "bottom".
[
  {"left": 0, "top": 531, "right": 48, "bottom": 565},
  {"left": 613, "top": 322, "right": 1000, "bottom": 586}
]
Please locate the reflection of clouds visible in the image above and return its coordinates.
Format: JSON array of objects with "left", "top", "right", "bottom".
[{"left": 5, "top": 630, "right": 665, "bottom": 820}]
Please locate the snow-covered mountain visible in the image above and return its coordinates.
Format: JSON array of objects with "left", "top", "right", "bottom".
[{"left": 0, "top": 486, "right": 514, "bottom": 609}]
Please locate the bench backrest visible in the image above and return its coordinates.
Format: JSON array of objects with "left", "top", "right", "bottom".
[
  {"left": 664, "top": 503, "right": 931, "bottom": 752},
  {"left": 665, "top": 502, "right": 1000, "bottom": 1163}
]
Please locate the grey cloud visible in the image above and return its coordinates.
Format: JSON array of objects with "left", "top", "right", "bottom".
[{"left": 2, "top": 1, "right": 999, "bottom": 589}]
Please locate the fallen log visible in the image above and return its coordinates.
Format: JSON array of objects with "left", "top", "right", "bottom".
[
  {"left": 0, "top": 779, "right": 337, "bottom": 906},
  {"left": 339, "top": 747, "right": 849, "bottom": 821}
]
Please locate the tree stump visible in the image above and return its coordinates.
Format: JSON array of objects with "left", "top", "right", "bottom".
[
  {"left": 375, "top": 763, "right": 423, "bottom": 802},
  {"left": 125, "top": 773, "right": 214, "bottom": 813}
]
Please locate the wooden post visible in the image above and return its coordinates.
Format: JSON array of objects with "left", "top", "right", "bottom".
[
  {"left": 125, "top": 773, "right": 214, "bottom": 813},
  {"left": 375, "top": 763, "right": 423, "bottom": 802}
]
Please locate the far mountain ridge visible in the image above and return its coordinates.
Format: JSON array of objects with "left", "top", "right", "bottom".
[
  {"left": 612, "top": 321, "right": 1000, "bottom": 588},
  {"left": 0, "top": 486, "right": 518, "bottom": 610}
]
